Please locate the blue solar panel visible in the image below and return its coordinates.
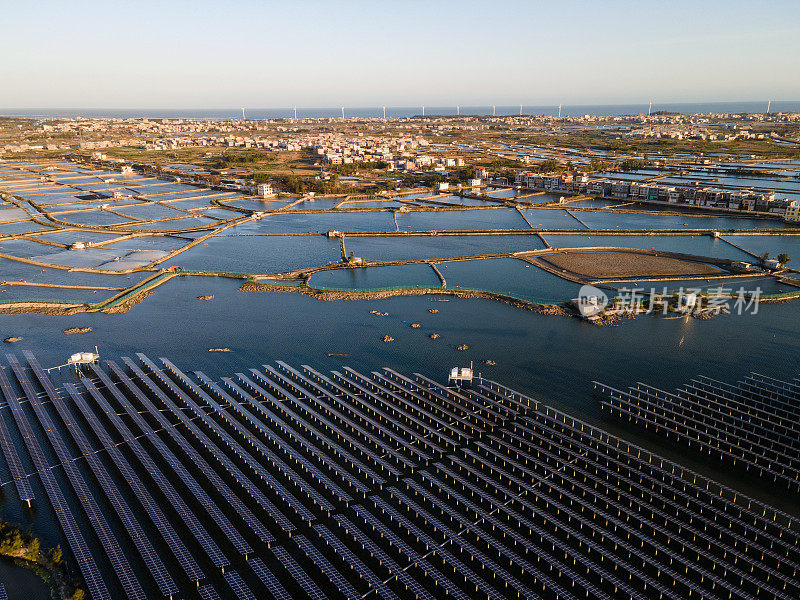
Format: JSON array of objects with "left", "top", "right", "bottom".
[
  {"left": 131, "top": 355, "right": 299, "bottom": 532},
  {"left": 298, "top": 364, "right": 434, "bottom": 463},
  {"left": 248, "top": 557, "right": 292, "bottom": 600},
  {"left": 220, "top": 374, "right": 371, "bottom": 498},
  {"left": 271, "top": 363, "right": 415, "bottom": 471},
  {"left": 0, "top": 369, "right": 34, "bottom": 502},
  {"left": 332, "top": 515, "right": 435, "bottom": 600},
  {"left": 223, "top": 571, "right": 256, "bottom": 600},
  {"left": 194, "top": 370, "right": 348, "bottom": 509},
  {"left": 271, "top": 546, "right": 327, "bottom": 600},
  {"left": 104, "top": 360, "right": 275, "bottom": 547},
  {"left": 87, "top": 364, "right": 253, "bottom": 558},
  {"left": 151, "top": 357, "right": 319, "bottom": 522},
  {"left": 313, "top": 524, "right": 401, "bottom": 600},
  {"left": 197, "top": 584, "right": 221, "bottom": 600},
  {"left": 9, "top": 353, "right": 138, "bottom": 600},
  {"left": 294, "top": 534, "right": 360, "bottom": 599},
  {"left": 233, "top": 371, "right": 387, "bottom": 487},
  {"left": 60, "top": 383, "right": 177, "bottom": 597},
  {"left": 80, "top": 376, "right": 226, "bottom": 572}
]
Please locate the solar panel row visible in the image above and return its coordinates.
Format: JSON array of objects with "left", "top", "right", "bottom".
[
  {"left": 8, "top": 354, "right": 139, "bottom": 600},
  {"left": 1, "top": 352, "right": 795, "bottom": 600}
]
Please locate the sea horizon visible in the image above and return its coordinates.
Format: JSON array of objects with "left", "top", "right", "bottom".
[{"left": 2, "top": 100, "right": 800, "bottom": 120}]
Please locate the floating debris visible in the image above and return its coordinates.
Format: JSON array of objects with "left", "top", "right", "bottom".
[
  {"left": 428, "top": 309, "right": 439, "bottom": 313},
  {"left": 326, "top": 353, "right": 350, "bottom": 357},
  {"left": 382, "top": 335, "right": 394, "bottom": 343},
  {"left": 370, "top": 310, "right": 389, "bottom": 317},
  {"left": 456, "top": 344, "right": 469, "bottom": 351},
  {"left": 429, "top": 333, "right": 440, "bottom": 339},
  {"left": 208, "top": 348, "right": 230, "bottom": 352},
  {"left": 63, "top": 327, "right": 92, "bottom": 335},
  {"left": 410, "top": 323, "right": 421, "bottom": 328},
  {"left": 4, "top": 337, "right": 23, "bottom": 343},
  {"left": 197, "top": 295, "right": 214, "bottom": 301},
  {"left": 485, "top": 359, "right": 496, "bottom": 366}
]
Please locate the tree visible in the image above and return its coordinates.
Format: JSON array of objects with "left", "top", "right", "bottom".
[
  {"left": 51, "top": 545, "right": 63, "bottom": 565},
  {"left": 25, "top": 537, "right": 40, "bottom": 562},
  {"left": 778, "top": 253, "right": 791, "bottom": 265},
  {"left": 0, "top": 530, "right": 23, "bottom": 555},
  {"left": 70, "top": 589, "right": 85, "bottom": 600}
]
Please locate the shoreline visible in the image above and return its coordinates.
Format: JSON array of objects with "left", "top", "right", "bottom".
[{"left": 0, "top": 520, "right": 81, "bottom": 600}]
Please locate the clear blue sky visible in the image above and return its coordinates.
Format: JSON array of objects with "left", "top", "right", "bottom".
[{"left": 1, "top": 0, "right": 798, "bottom": 108}]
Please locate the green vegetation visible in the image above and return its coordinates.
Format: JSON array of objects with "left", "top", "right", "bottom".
[
  {"left": 0, "top": 520, "right": 80, "bottom": 600},
  {"left": 508, "top": 130, "right": 800, "bottom": 159},
  {"left": 329, "top": 160, "right": 388, "bottom": 175}
]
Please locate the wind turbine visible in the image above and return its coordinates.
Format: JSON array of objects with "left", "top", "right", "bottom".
[
  {"left": 648, "top": 100, "right": 652, "bottom": 116},
  {"left": 241, "top": 107, "right": 246, "bottom": 120},
  {"left": 766, "top": 100, "right": 771, "bottom": 114},
  {"left": 382, "top": 106, "right": 386, "bottom": 119},
  {"left": 456, "top": 105, "right": 460, "bottom": 116},
  {"left": 558, "top": 104, "right": 562, "bottom": 118},
  {"left": 520, "top": 104, "right": 523, "bottom": 116},
  {"left": 341, "top": 107, "right": 345, "bottom": 120},
  {"left": 293, "top": 106, "right": 297, "bottom": 120},
  {"left": 422, "top": 106, "right": 425, "bottom": 117},
  {"left": 492, "top": 105, "right": 496, "bottom": 117}
]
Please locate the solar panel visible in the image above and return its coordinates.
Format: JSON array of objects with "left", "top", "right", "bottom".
[
  {"left": 147, "top": 357, "right": 320, "bottom": 522},
  {"left": 330, "top": 369, "right": 452, "bottom": 452},
  {"left": 195, "top": 371, "right": 351, "bottom": 508},
  {"left": 374, "top": 370, "right": 493, "bottom": 432},
  {"left": 293, "top": 534, "right": 360, "bottom": 599},
  {"left": 331, "top": 515, "right": 434, "bottom": 600},
  {"left": 386, "top": 487, "right": 531, "bottom": 600},
  {"left": 0, "top": 369, "right": 34, "bottom": 502},
  {"left": 223, "top": 570, "right": 256, "bottom": 600},
  {"left": 271, "top": 546, "right": 327, "bottom": 600},
  {"left": 9, "top": 354, "right": 142, "bottom": 600},
  {"left": 197, "top": 584, "right": 221, "bottom": 600},
  {"left": 272, "top": 363, "right": 417, "bottom": 471},
  {"left": 60, "top": 383, "right": 177, "bottom": 597},
  {"left": 125, "top": 357, "right": 297, "bottom": 534},
  {"left": 313, "top": 524, "right": 400, "bottom": 600},
  {"left": 221, "top": 374, "right": 372, "bottom": 497},
  {"left": 66, "top": 378, "right": 203, "bottom": 582},
  {"left": 86, "top": 365, "right": 253, "bottom": 558},
  {"left": 300, "top": 365, "right": 436, "bottom": 463},
  {"left": 79, "top": 377, "right": 228, "bottom": 570},
  {"left": 233, "top": 372, "right": 387, "bottom": 487},
  {"left": 104, "top": 360, "right": 275, "bottom": 547},
  {"left": 248, "top": 557, "right": 292, "bottom": 600},
  {"left": 370, "top": 497, "right": 504, "bottom": 600}
]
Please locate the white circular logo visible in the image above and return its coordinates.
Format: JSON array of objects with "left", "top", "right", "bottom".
[{"left": 575, "top": 284, "right": 608, "bottom": 317}]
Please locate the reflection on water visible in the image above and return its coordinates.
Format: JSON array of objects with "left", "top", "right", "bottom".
[{"left": 0, "top": 560, "right": 50, "bottom": 600}]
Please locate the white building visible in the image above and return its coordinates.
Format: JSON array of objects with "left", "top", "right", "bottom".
[{"left": 256, "top": 183, "right": 275, "bottom": 197}]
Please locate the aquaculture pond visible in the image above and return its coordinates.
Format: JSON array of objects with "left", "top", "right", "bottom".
[
  {"left": 175, "top": 234, "right": 341, "bottom": 274},
  {"left": 346, "top": 234, "right": 546, "bottom": 262},
  {"left": 308, "top": 263, "right": 442, "bottom": 290},
  {"left": 399, "top": 208, "right": 529, "bottom": 231},
  {"left": 440, "top": 258, "right": 579, "bottom": 304}
]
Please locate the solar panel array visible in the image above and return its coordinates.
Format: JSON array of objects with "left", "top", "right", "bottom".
[
  {"left": 596, "top": 371, "right": 800, "bottom": 492},
  {"left": 0, "top": 352, "right": 796, "bottom": 600}
]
